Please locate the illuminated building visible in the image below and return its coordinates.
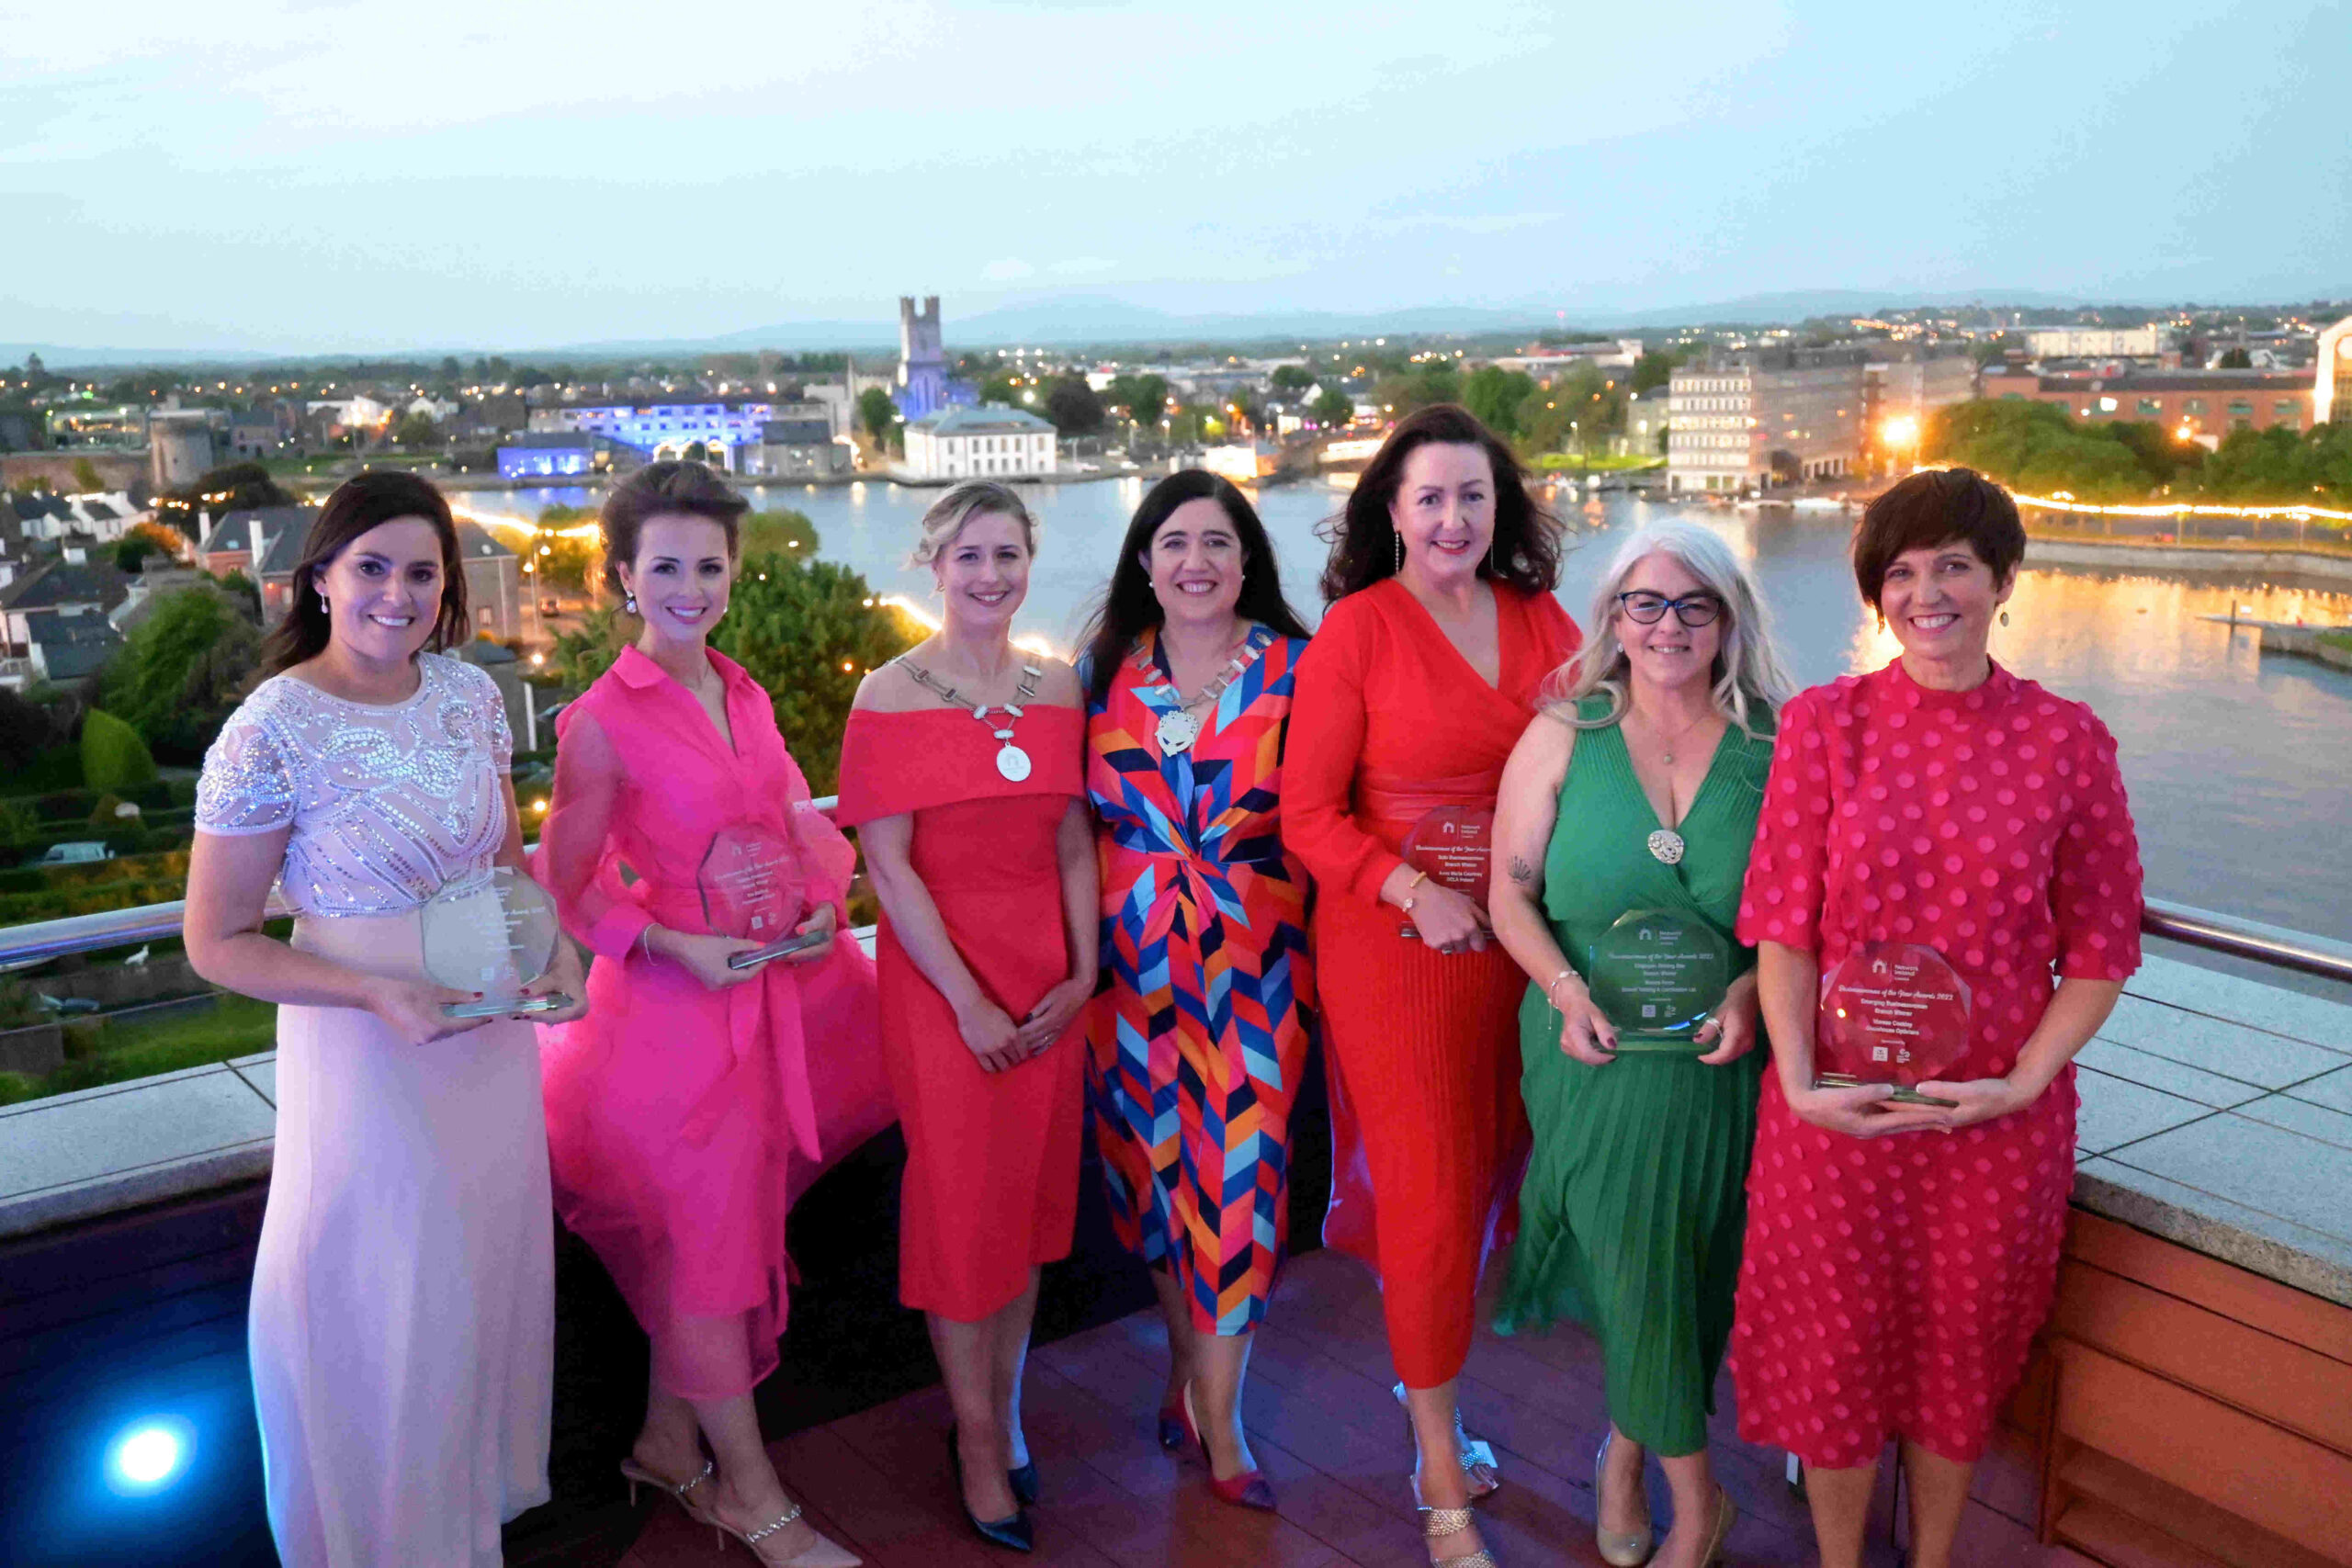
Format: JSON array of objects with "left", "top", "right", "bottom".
[
  {"left": 892, "top": 296, "right": 975, "bottom": 421},
  {"left": 2025, "top": 324, "right": 2180, "bottom": 360},
  {"left": 901, "top": 404, "right": 1057, "bottom": 482},
  {"left": 2316, "top": 314, "right": 2352, "bottom": 425},
  {"left": 1667, "top": 354, "right": 1867, "bottom": 494},
  {"left": 1981, "top": 365, "right": 2312, "bottom": 440},
  {"left": 526, "top": 401, "right": 777, "bottom": 468}
]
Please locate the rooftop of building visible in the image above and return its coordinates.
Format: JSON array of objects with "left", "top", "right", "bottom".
[
  {"left": 910, "top": 402, "right": 1057, "bottom": 435},
  {"left": 1990, "top": 367, "right": 2315, "bottom": 391},
  {"left": 0, "top": 557, "right": 130, "bottom": 614},
  {"left": 22, "top": 607, "right": 125, "bottom": 678}
]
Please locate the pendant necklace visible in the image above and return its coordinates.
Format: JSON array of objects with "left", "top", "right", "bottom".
[
  {"left": 896, "top": 656, "right": 1045, "bottom": 782},
  {"left": 1633, "top": 705, "right": 1711, "bottom": 866},
  {"left": 1151, "top": 631, "right": 1255, "bottom": 756}
]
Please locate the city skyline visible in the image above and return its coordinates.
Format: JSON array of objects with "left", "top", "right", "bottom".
[{"left": 6, "top": 0, "right": 2346, "bottom": 355}]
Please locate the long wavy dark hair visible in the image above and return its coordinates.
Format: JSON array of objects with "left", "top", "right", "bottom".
[
  {"left": 260, "top": 470, "right": 468, "bottom": 674},
  {"left": 1317, "top": 402, "right": 1563, "bottom": 604},
  {"left": 1078, "top": 469, "right": 1313, "bottom": 707}
]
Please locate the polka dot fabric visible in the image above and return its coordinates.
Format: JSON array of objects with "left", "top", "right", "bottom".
[{"left": 1728, "top": 660, "right": 2143, "bottom": 1468}]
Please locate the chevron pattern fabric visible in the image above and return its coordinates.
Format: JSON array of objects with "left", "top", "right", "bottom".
[{"left": 1083, "top": 626, "right": 1319, "bottom": 1336}]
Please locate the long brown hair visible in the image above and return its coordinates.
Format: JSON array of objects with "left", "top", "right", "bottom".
[
  {"left": 259, "top": 471, "right": 468, "bottom": 674},
  {"left": 1317, "top": 403, "right": 1564, "bottom": 604}
]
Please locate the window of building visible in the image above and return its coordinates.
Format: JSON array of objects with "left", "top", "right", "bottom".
[
  {"left": 2275, "top": 400, "right": 2300, "bottom": 420},
  {"left": 2227, "top": 400, "right": 2253, "bottom": 416},
  {"left": 2186, "top": 398, "right": 2207, "bottom": 414},
  {"left": 2096, "top": 396, "right": 2118, "bottom": 413},
  {"left": 2137, "top": 399, "right": 2163, "bottom": 416}
]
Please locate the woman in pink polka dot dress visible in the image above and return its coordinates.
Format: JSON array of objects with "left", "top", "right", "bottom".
[{"left": 1731, "top": 469, "right": 2143, "bottom": 1568}]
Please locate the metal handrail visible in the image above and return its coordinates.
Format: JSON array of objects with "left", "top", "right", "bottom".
[
  {"left": 0, "top": 796, "right": 839, "bottom": 970},
  {"left": 2, "top": 865, "right": 2346, "bottom": 987}
]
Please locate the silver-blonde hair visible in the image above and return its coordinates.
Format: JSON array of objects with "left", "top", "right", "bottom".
[
  {"left": 1544, "top": 521, "right": 1796, "bottom": 738},
  {"left": 909, "top": 480, "right": 1039, "bottom": 568}
]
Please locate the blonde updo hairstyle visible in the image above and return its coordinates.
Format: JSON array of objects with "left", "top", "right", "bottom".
[
  {"left": 909, "top": 479, "right": 1039, "bottom": 570},
  {"left": 1544, "top": 521, "right": 1796, "bottom": 739}
]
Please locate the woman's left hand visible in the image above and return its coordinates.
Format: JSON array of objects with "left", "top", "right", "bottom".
[
  {"left": 523, "top": 937, "right": 592, "bottom": 1025},
  {"left": 1692, "top": 975, "right": 1761, "bottom": 1066},
  {"left": 1912, "top": 1075, "right": 2040, "bottom": 1129},
  {"left": 1014, "top": 976, "right": 1092, "bottom": 1058},
  {"left": 783, "top": 902, "right": 839, "bottom": 965}
]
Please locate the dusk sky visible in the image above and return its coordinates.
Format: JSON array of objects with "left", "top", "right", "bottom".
[{"left": 6, "top": 0, "right": 2346, "bottom": 354}]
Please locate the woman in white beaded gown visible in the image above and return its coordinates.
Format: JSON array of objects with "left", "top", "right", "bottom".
[{"left": 185, "top": 471, "right": 586, "bottom": 1568}]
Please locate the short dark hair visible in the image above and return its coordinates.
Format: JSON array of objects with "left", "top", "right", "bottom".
[
  {"left": 1317, "top": 403, "right": 1563, "bottom": 604},
  {"left": 260, "top": 471, "right": 467, "bottom": 674},
  {"left": 1076, "top": 469, "right": 1313, "bottom": 706},
  {"left": 599, "top": 460, "right": 749, "bottom": 603},
  {"left": 1851, "top": 468, "right": 2026, "bottom": 610}
]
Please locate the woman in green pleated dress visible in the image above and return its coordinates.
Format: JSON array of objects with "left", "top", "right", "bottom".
[{"left": 1488, "top": 523, "right": 1795, "bottom": 1568}]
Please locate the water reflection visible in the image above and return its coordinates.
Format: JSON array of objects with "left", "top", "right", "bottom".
[{"left": 454, "top": 483, "right": 2352, "bottom": 942}]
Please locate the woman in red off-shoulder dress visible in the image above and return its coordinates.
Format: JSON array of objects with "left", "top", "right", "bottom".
[{"left": 837, "top": 481, "right": 1096, "bottom": 1557}]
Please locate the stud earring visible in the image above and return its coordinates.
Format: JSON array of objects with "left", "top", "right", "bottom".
[
  {"left": 1999, "top": 609, "right": 2010, "bottom": 626},
  {"left": 1393, "top": 531, "right": 1404, "bottom": 573}
]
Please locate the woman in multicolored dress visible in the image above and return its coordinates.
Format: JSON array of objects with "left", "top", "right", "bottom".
[{"left": 1074, "top": 470, "right": 1317, "bottom": 1512}]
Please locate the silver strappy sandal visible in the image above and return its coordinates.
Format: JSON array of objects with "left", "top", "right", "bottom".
[{"left": 620, "top": 1456, "right": 716, "bottom": 1526}]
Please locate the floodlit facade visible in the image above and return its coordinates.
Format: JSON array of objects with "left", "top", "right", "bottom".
[
  {"left": 901, "top": 404, "right": 1058, "bottom": 481},
  {"left": 1667, "top": 358, "right": 1867, "bottom": 493}
]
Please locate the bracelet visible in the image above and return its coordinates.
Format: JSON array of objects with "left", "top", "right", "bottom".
[
  {"left": 637, "top": 923, "right": 657, "bottom": 962},
  {"left": 1398, "top": 869, "right": 1429, "bottom": 912},
  {"left": 1543, "top": 969, "right": 1577, "bottom": 1005}
]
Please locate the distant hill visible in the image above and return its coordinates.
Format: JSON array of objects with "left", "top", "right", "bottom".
[{"left": 3, "top": 286, "right": 2210, "bottom": 368}]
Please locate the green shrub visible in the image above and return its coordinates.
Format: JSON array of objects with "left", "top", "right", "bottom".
[
  {"left": 81, "top": 709, "right": 159, "bottom": 796},
  {"left": 16, "top": 747, "right": 83, "bottom": 794}
]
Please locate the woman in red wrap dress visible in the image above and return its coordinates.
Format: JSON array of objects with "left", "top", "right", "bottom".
[
  {"left": 1284, "top": 405, "right": 1577, "bottom": 1568},
  {"left": 537, "top": 463, "right": 881, "bottom": 1568},
  {"left": 1733, "top": 468, "right": 2143, "bottom": 1568}
]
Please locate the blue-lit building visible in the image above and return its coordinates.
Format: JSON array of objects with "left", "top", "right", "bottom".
[
  {"left": 526, "top": 402, "right": 779, "bottom": 470},
  {"left": 496, "top": 432, "right": 610, "bottom": 479}
]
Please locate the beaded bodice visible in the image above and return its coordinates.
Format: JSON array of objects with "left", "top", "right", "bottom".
[{"left": 194, "top": 653, "right": 514, "bottom": 918}]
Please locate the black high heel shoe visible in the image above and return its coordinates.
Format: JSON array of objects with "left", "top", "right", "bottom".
[
  {"left": 947, "top": 1427, "right": 1035, "bottom": 1553},
  {"left": 1007, "top": 1456, "right": 1040, "bottom": 1507}
]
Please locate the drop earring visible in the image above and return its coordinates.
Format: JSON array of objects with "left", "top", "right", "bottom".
[
  {"left": 1393, "top": 531, "right": 1404, "bottom": 573},
  {"left": 625, "top": 592, "right": 638, "bottom": 615},
  {"left": 317, "top": 589, "right": 329, "bottom": 612}
]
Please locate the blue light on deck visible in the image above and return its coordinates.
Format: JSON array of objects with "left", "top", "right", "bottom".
[{"left": 105, "top": 1417, "right": 195, "bottom": 1495}]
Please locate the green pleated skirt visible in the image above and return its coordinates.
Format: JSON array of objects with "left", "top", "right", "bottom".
[{"left": 1494, "top": 985, "right": 1761, "bottom": 1457}]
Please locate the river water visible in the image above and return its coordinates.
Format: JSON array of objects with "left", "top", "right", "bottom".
[{"left": 466, "top": 479, "right": 2352, "bottom": 946}]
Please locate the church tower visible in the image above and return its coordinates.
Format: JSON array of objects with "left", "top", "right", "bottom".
[{"left": 896, "top": 296, "right": 949, "bottom": 419}]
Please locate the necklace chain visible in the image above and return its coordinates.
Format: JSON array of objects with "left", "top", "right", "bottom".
[
  {"left": 896, "top": 656, "right": 1042, "bottom": 726},
  {"left": 1164, "top": 630, "right": 1255, "bottom": 718}
]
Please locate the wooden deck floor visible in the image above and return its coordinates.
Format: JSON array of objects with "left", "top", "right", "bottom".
[{"left": 613, "top": 1252, "right": 2096, "bottom": 1568}]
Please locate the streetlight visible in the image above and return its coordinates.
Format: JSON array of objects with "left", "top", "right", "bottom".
[{"left": 1880, "top": 414, "right": 1920, "bottom": 475}]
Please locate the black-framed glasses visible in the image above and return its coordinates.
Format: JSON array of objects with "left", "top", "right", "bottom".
[{"left": 1615, "top": 591, "right": 1724, "bottom": 627}]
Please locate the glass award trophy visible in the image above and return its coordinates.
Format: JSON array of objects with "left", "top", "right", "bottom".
[
  {"left": 1396, "top": 805, "right": 1496, "bottom": 939},
  {"left": 1585, "top": 908, "right": 1733, "bottom": 1051},
  {"left": 420, "top": 866, "right": 572, "bottom": 1019},
  {"left": 698, "top": 823, "right": 820, "bottom": 971},
  {"left": 1815, "top": 942, "right": 1972, "bottom": 1107}
]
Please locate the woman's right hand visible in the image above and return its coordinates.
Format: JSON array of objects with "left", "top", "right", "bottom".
[
  {"left": 1784, "top": 1080, "right": 1951, "bottom": 1139},
  {"left": 954, "top": 998, "right": 1024, "bottom": 1075},
  {"left": 648, "top": 927, "right": 764, "bottom": 991},
  {"left": 363, "top": 976, "right": 490, "bottom": 1046},
  {"left": 1547, "top": 975, "right": 1619, "bottom": 1065},
  {"left": 1404, "top": 882, "right": 1489, "bottom": 953}
]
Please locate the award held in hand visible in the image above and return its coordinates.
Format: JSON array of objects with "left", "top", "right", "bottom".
[
  {"left": 421, "top": 866, "right": 573, "bottom": 1019},
  {"left": 1815, "top": 942, "right": 1972, "bottom": 1107},
  {"left": 1585, "top": 908, "right": 1732, "bottom": 1052},
  {"left": 1396, "top": 805, "right": 1495, "bottom": 939},
  {"left": 698, "top": 823, "right": 821, "bottom": 971}
]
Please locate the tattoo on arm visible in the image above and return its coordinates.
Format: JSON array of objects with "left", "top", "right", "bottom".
[{"left": 1508, "top": 853, "right": 1537, "bottom": 886}]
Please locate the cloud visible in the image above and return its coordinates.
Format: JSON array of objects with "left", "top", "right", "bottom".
[
  {"left": 1049, "top": 257, "right": 1118, "bottom": 277},
  {"left": 982, "top": 259, "right": 1037, "bottom": 283}
]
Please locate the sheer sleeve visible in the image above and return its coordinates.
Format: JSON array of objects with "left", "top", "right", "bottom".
[
  {"left": 1736, "top": 685, "right": 1837, "bottom": 953},
  {"left": 194, "top": 708, "right": 299, "bottom": 836},
  {"left": 1281, "top": 602, "right": 1404, "bottom": 904},
  {"left": 2052, "top": 707, "right": 2143, "bottom": 981},
  {"left": 537, "top": 705, "right": 652, "bottom": 959}
]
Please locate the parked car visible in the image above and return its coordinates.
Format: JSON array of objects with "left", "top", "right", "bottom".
[{"left": 39, "top": 842, "right": 114, "bottom": 865}]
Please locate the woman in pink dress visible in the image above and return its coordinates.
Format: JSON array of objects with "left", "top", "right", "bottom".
[
  {"left": 537, "top": 462, "right": 880, "bottom": 1568},
  {"left": 187, "top": 471, "right": 584, "bottom": 1568},
  {"left": 1732, "top": 468, "right": 2143, "bottom": 1568}
]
